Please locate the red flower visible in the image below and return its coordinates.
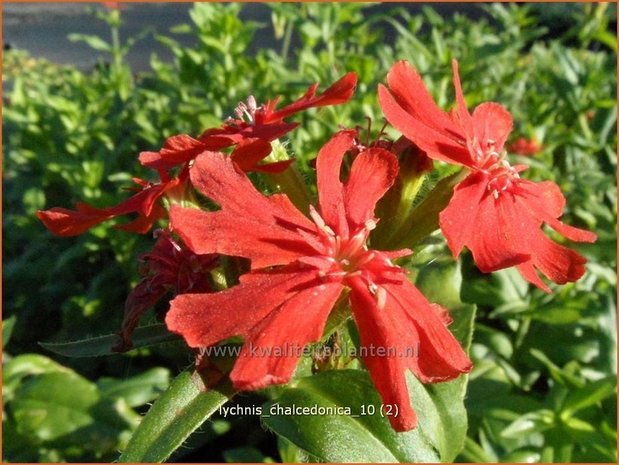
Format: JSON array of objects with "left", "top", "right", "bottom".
[
  {"left": 37, "top": 169, "right": 188, "bottom": 237},
  {"left": 102, "top": 2, "right": 122, "bottom": 10},
  {"left": 166, "top": 131, "right": 471, "bottom": 431},
  {"left": 507, "top": 137, "right": 543, "bottom": 156},
  {"left": 114, "top": 229, "right": 218, "bottom": 351},
  {"left": 378, "top": 60, "right": 596, "bottom": 291},
  {"left": 138, "top": 134, "right": 222, "bottom": 173},
  {"left": 139, "top": 73, "right": 357, "bottom": 173}
]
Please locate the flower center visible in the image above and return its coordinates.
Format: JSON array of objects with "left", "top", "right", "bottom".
[
  {"left": 306, "top": 205, "right": 377, "bottom": 275},
  {"left": 233, "top": 95, "right": 259, "bottom": 123},
  {"left": 469, "top": 139, "right": 521, "bottom": 199},
  {"left": 484, "top": 159, "right": 521, "bottom": 199},
  {"left": 297, "top": 206, "right": 408, "bottom": 309}
]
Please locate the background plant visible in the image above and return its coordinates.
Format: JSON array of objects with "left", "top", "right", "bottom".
[{"left": 3, "top": 3, "right": 616, "bottom": 462}]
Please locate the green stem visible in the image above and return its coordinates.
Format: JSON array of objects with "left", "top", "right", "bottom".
[
  {"left": 387, "top": 168, "right": 468, "bottom": 250},
  {"left": 280, "top": 19, "right": 294, "bottom": 63},
  {"left": 265, "top": 165, "right": 313, "bottom": 213},
  {"left": 110, "top": 15, "right": 122, "bottom": 72},
  {"left": 263, "top": 140, "right": 313, "bottom": 213},
  {"left": 374, "top": 168, "right": 427, "bottom": 248},
  {"left": 556, "top": 443, "right": 573, "bottom": 463},
  {"left": 514, "top": 315, "right": 531, "bottom": 350}
]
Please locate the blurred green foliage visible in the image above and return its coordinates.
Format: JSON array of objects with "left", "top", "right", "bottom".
[{"left": 3, "top": 2, "right": 616, "bottom": 462}]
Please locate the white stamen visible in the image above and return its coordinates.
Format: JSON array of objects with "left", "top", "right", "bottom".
[
  {"left": 309, "top": 205, "right": 336, "bottom": 237},
  {"left": 365, "top": 218, "right": 377, "bottom": 231},
  {"left": 376, "top": 286, "right": 387, "bottom": 310},
  {"left": 247, "top": 95, "right": 257, "bottom": 113}
]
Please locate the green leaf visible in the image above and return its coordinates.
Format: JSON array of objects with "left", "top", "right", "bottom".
[
  {"left": 277, "top": 436, "right": 308, "bottom": 463},
  {"left": 39, "top": 324, "right": 180, "bottom": 358},
  {"left": 416, "top": 259, "right": 477, "bottom": 458},
  {"left": 263, "top": 370, "right": 438, "bottom": 462},
  {"left": 4, "top": 354, "right": 141, "bottom": 462},
  {"left": 98, "top": 368, "right": 170, "bottom": 408},
  {"left": 11, "top": 372, "right": 100, "bottom": 441},
  {"left": 2, "top": 315, "right": 17, "bottom": 349},
  {"left": 561, "top": 376, "right": 616, "bottom": 418},
  {"left": 409, "top": 303, "right": 476, "bottom": 462},
  {"left": 414, "top": 257, "right": 463, "bottom": 309},
  {"left": 67, "top": 33, "right": 112, "bottom": 53},
  {"left": 501, "top": 410, "right": 555, "bottom": 439},
  {"left": 4, "top": 354, "right": 72, "bottom": 399},
  {"left": 118, "top": 370, "right": 234, "bottom": 462},
  {"left": 223, "top": 446, "right": 274, "bottom": 463}
]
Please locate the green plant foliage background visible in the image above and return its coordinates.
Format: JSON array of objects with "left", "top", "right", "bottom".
[{"left": 3, "top": 3, "right": 617, "bottom": 463}]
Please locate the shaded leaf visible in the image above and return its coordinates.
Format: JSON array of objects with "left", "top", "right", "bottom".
[
  {"left": 98, "top": 368, "right": 170, "bottom": 408},
  {"left": 119, "top": 370, "right": 234, "bottom": 462},
  {"left": 40, "top": 324, "right": 179, "bottom": 358},
  {"left": 2, "top": 315, "right": 17, "bottom": 349}
]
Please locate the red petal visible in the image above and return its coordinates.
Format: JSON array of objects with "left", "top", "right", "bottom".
[
  {"left": 115, "top": 203, "right": 167, "bottom": 234},
  {"left": 316, "top": 130, "right": 357, "bottom": 236},
  {"left": 173, "top": 151, "right": 318, "bottom": 267},
  {"left": 383, "top": 279, "right": 472, "bottom": 380},
  {"left": 198, "top": 127, "right": 244, "bottom": 147},
  {"left": 386, "top": 61, "right": 460, "bottom": 138},
  {"left": 314, "top": 72, "right": 358, "bottom": 105},
  {"left": 200, "top": 122, "right": 300, "bottom": 146},
  {"left": 265, "top": 72, "right": 357, "bottom": 123},
  {"left": 499, "top": 190, "right": 590, "bottom": 289},
  {"left": 380, "top": 248, "right": 413, "bottom": 261},
  {"left": 516, "top": 262, "right": 552, "bottom": 294},
  {"left": 230, "top": 138, "right": 274, "bottom": 172},
  {"left": 240, "top": 122, "right": 300, "bottom": 142},
  {"left": 451, "top": 59, "right": 474, "bottom": 138},
  {"left": 348, "top": 277, "right": 418, "bottom": 431},
  {"left": 528, "top": 232, "right": 587, "bottom": 285},
  {"left": 37, "top": 176, "right": 176, "bottom": 237},
  {"left": 170, "top": 206, "right": 317, "bottom": 268},
  {"left": 468, "top": 191, "right": 529, "bottom": 272},
  {"left": 165, "top": 268, "right": 320, "bottom": 348},
  {"left": 251, "top": 159, "right": 295, "bottom": 174},
  {"left": 547, "top": 218, "right": 597, "bottom": 243},
  {"left": 115, "top": 278, "right": 168, "bottom": 351},
  {"left": 344, "top": 147, "right": 399, "bottom": 228},
  {"left": 439, "top": 172, "right": 489, "bottom": 257},
  {"left": 139, "top": 134, "right": 207, "bottom": 171},
  {"left": 515, "top": 180, "right": 565, "bottom": 218},
  {"left": 515, "top": 180, "right": 597, "bottom": 243},
  {"left": 441, "top": 173, "right": 530, "bottom": 271},
  {"left": 189, "top": 151, "right": 313, "bottom": 230},
  {"left": 111, "top": 182, "right": 170, "bottom": 217},
  {"left": 472, "top": 102, "right": 513, "bottom": 153},
  {"left": 348, "top": 275, "right": 472, "bottom": 432},
  {"left": 378, "top": 84, "right": 473, "bottom": 167},
  {"left": 37, "top": 202, "right": 111, "bottom": 237},
  {"left": 230, "top": 280, "right": 343, "bottom": 390}
]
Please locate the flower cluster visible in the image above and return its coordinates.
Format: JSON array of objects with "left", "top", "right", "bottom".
[
  {"left": 38, "top": 60, "right": 595, "bottom": 431},
  {"left": 379, "top": 60, "right": 596, "bottom": 292}
]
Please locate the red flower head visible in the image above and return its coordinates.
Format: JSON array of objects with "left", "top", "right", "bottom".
[
  {"left": 166, "top": 131, "right": 471, "bottom": 431},
  {"left": 139, "top": 73, "right": 358, "bottom": 173},
  {"left": 114, "top": 228, "right": 218, "bottom": 352},
  {"left": 507, "top": 137, "right": 543, "bottom": 156},
  {"left": 378, "top": 60, "right": 597, "bottom": 292},
  {"left": 37, "top": 168, "right": 188, "bottom": 237},
  {"left": 102, "top": 2, "right": 122, "bottom": 10}
]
